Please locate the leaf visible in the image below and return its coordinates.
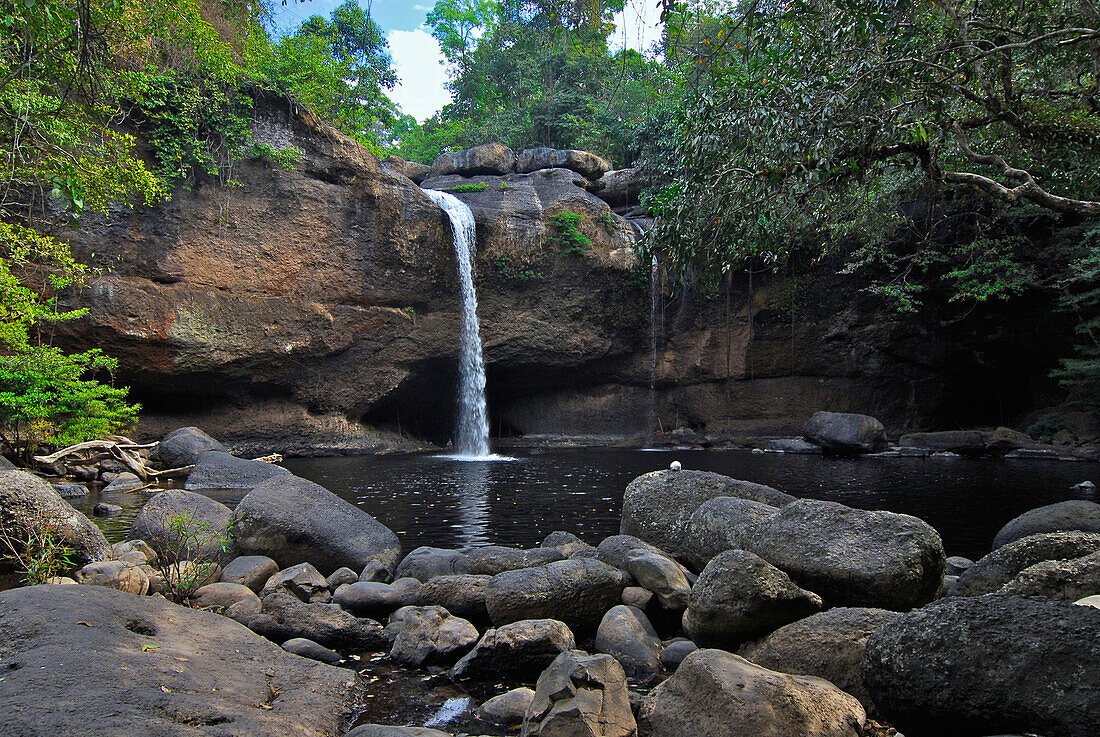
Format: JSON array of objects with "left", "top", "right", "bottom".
[{"left": 142, "top": 644, "right": 160, "bottom": 652}]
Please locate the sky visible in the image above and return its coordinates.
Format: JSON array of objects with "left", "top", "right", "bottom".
[{"left": 269, "top": 1, "right": 664, "bottom": 122}]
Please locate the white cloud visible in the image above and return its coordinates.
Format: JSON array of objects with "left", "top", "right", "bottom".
[
  {"left": 387, "top": 29, "right": 453, "bottom": 122},
  {"left": 610, "top": 0, "right": 664, "bottom": 57}
]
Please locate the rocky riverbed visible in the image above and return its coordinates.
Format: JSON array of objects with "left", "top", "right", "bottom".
[{"left": 2, "top": 425, "right": 1100, "bottom": 737}]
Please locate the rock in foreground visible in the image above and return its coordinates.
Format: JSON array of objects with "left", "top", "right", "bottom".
[
  {"left": 639, "top": 649, "right": 865, "bottom": 737},
  {"left": 992, "top": 500, "right": 1100, "bottom": 549},
  {"left": 0, "top": 585, "right": 356, "bottom": 737},
  {"left": 863, "top": 594, "right": 1100, "bottom": 737},
  {"left": 522, "top": 650, "right": 636, "bottom": 737}
]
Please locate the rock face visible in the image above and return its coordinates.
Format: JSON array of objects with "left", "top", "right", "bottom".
[
  {"left": 430, "top": 142, "right": 516, "bottom": 176},
  {"left": 992, "top": 500, "right": 1100, "bottom": 549},
  {"left": 231, "top": 474, "right": 401, "bottom": 575},
  {"left": 684, "top": 550, "right": 823, "bottom": 647},
  {"left": 152, "top": 426, "right": 225, "bottom": 468},
  {"left": 863, "top": 594, "right": 1100, "bottom": 737},
  {"left": 522, "top": 650, "right": 637, "bottom": 737},
  {"left": 127, "top": 489, "right": 236, "bottom": 562},
  {"left": 0, "top": 469, "right": 109, "bottom": 582},
  {"left": 0, "top": 584, "right": 356, "bottom": 737},
  {"left": 451, "top": 618, "right": 576, "bottom": 680},
  {"left": 952, "top": 531, "right": 1100, "bottom": 596},
  {"left": 802, "top": 411, "right": 887, "bottom": 453},
  {"left": 639, "top": 649, "right": 866, "bottom": 737},
  {"left": 484, "top": 559, "right": 626, "bottom": 629},
  {"left": 620, "top": 470, "right": 793, "bottom": 559},
  {"left": 740, "top": 498, "right": 945, "bottom": 609},
  {"left": 517, "top": 147, "right": 610, "bottom": 179},
  {"left": 738, "top": 607, "right": 899, "bottom": 714}
]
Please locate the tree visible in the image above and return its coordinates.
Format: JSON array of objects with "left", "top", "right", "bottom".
[{"left": 649, "top": 0, "right": 1100, "bottom": 303}]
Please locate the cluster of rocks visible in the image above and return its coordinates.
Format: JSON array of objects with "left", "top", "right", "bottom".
[
  {"left": 4, "top": 426, "right": 1100, "bottom": 737},
  {"left": 384, "top": 142, "right": 643, "bottom": 213},
  {"left": 760, "top": 410, "right": 1098, "bottom": 460}
]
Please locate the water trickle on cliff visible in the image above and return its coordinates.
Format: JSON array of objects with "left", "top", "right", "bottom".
[
  {"left": 424, "top": 189, "right": 491, "bottom": 458},
  {"left": 648, "top": 254, "right": 661, "bottom": 440}
]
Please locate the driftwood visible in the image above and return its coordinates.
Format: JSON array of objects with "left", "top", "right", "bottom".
[
  {"left": 33, "top": 439, "right": 154, "bottom": 481},
  {"left": 146, "top": 465, "right": 195, "bottom": 480}
]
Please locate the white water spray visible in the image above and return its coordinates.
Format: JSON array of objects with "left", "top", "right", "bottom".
[{"left": 424, "top": 189, "right": 491, "bottom": 458}]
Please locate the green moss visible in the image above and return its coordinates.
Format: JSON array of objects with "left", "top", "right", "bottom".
[
  {"left": 451, "top": 182, "right": 488, "bottom": 193},
  {"left": 549, "top": 212, "right": 592, "bottom": 254}
]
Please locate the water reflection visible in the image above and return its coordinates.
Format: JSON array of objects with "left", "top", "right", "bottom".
[{"left": 450, "top": 460, "right": 491, "bottom": 547}]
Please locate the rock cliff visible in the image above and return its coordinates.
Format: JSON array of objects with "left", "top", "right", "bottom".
[{"left": 48, "top": 94, "right": 1071, "bottom": 451}]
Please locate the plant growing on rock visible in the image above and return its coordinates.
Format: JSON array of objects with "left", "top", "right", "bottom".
[
  {"left": 549, "top": 212, "right": 592, "bottom": 254},
  {"left": 451, "top": 182, "right": 488, "bottom": 192},
  {"left": 0, "top": 514, "right": 77, "bottom": 585},
  {"left": 150, "top": 512, "right": 235, "bottom": 603}
]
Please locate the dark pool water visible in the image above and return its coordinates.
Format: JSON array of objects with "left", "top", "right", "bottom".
[{"left": 276, "top": 448, "right": 1100, "bottom": 561}]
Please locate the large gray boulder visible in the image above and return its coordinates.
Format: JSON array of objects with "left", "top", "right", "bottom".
[
  {"left": 451, "top": 618, "right": 576, "bottom": 680},
  {"left": 430, "top": 142, "right": 516, "bottom": 177},
  {"left": 184, "top": 450, "right": 291, "bottom": 491},
  {"left": 333, "top": 581, "right": 405, "bottom": 617},
  {"left": 414, "top": 574, "right": 493, "bottom": 622},
  {"left": 624, "top": 549, "right": 690, "bottom": 609},
  {"left": 220, "top": 554, "right": 279, "bottom": 592},
  {"left": 863, "top": 594, "right": 1100, "bottom": 737},
  {"left": 952, "top": 531, "right": 1100, "bottom": 597},
  {"left": 592, "top": 167, "right": 642, "bottom": 207},
  {"left": 594, "top": 605, "right": 662, "bottom": 680},
  {"left": 685, "top": 550, "right": 822, "bottom": 648},
  {"left": 261, "top": 562, "right": 331, "bottom": 602},
  {"left": 151, "top": 426, "right": 225, "bottom": 468},
  {"left": 477, "top": 687, "right": 536, "bottom": 727},
  {"left": 0, "top": 469, "right": 109, "bottom": 582},
  {"left": 394, "top": 546, "right": 470, "bottom": 581},
  {"left": 484, "top": 558, "right": 626, "bottom": 629},
  {"left": 741, "top": 498, "right": 945, "bottom": 609},
  {"left": 465, "top": 545, "right": 564, "bottom": 575},
  {"left": 1000, "top": 550, "right": 1100, "bottom": 602},
  {"left": 738, "top": 607, "right": 899, "bottom": 715},
  {"left": 992, "top": 500, "right": 1100, "bottom": 549},
  {"left": 0, "top": 585, "right": 357, "bottom": 737},
  {"left": 620, "top": 470, "right": 793, "bottom": 559},
  {"left": 231, "top": 474, "right": 401, "bottom": 575},
  {"left": 244, "top": 589, "right": 387, "bottom": 650},
  {"left": 388, "top": 605, "right": 479, "bottom": 666},
  {"left": 684, "top": 496, "right": 779, "bottom": 569},
  {"left": 517, "top": 148, "right": 610, "bottom": 179},
  {"left": 522, "top": 650, "right": 636, "bottom": 737},
  {"left": 639, "top": 649, "right": 865, "bottom": 737},
  {"left": 802, "top": 411, "right": 887, "bottom": 454},
  {"left": 127, "top": 489, "right": 235, "bottom": 562}
]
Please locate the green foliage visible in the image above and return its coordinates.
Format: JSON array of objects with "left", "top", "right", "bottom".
[
  {"left": 1054, "top": 225, "right": 1100, "bottom": 403},
  {"left": 251, "top": 142, "right": 302, "bottom": 170},
  {"left": 1026, "top": 412, "right": 1071, "bottom": 439},
  {"left": 0, "top": 346, "right": 139, "bottom": 460},
  {"left": 152, "top": 511, "right": 235, "bottom": 603},
  {"left": 0, "top": 515, "right": 77, "bottom": 585},
  {"left": 451, "top": 182, "right": 488, "bottom": 192},
  {"left": 550, "top": 211, "right": 592, "bottom": 254},
  {"left": 598, "top": 211, "right": 615, "bottom": 231},
  {"left": 493, "top": 255, "right": 543, "bottom": 280}
]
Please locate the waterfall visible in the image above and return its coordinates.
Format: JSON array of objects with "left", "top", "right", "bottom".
[
  {"left": 424, "top": 189, "right": 491, "bottom": 458},
  {"left": 648, "top": 254, "right": 660, "bottom": 440}
]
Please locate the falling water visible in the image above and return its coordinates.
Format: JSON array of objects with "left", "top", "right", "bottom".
[
  {"left": 648, "top": 254, "right": 660, "bottom": 440},
  {"left": 423, "top": 189, "right": 491, "bottom": 458}
]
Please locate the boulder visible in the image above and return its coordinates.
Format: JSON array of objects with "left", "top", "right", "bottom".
[
  {"left": 261, "top": 562, "right": 331, "bottom": 602},
  {"left": 621, "top": 586, "right": 653, "bottom": 609},
  {"left": 542, "top": 531, "right": 594, "bottom": 557},
  {"left": 639, "top": 649, "right": 865, "bottom": 737},
  {"left": 191, "top": 582, "right": 262, "bottom": 614},
  {"left": 595, "top": 534, "right": 673, "bottom": 572},
  {"left": 113, "top": 539, "right": 156, "bottom": 563},
  {"left": 75, "top": 560, "right": 150, "bottom": 595},
  {"left": 152, "top": 426, "right": 226, "bottom": 468},
  {"left": 231, "top": 474, "right": 401, "bottom": 575},
  {"left": 388, "top": 605, "right": 479, "bottom": 666},
  {"left": 623, "top": 549, "right": 690, "bottom": 609},
  {"left": 221, "top": 554, "right": 280, "bottom": 592},
  {"left": 898, "top": 430, "right": 987, "bottom": 455},
  {"left": 863, "top": 593, "right": 1100, "bottom": 737},
  {"left": 477, "top": 687, "right": 536, "bottom": 726},
  {"left": 992, "top": 500, "right": 1100, "bottom": 549},
  {"left": 430, "top": 142, "right": 516, "bottom": 177},
  {"left": 466, "top": 545, "right": 565, "bottom": 575},
  {"left": 944, "top": 555, "right": 974, "bottom": 576},
  {"left": 763, "top": 438, "right": 822, "bottom": 454},
  {"left": 245, "top": 588, "right": 387, "bottom": 650},
  {"left": 184, "top": 450, "right": 291, "bottom": 491},
  {"left": 516, "top": 148, "right": 610, "bottom": 179},
  {"left": 953, "top": 531, "right": 1100, "bottom": 597},
  {"left": 620, "top": 470, "right": 793, "bottom": 559},
  {"left": 146, "top": 560, "right": 221, "bottom": 598},
  {"left": 999, "top": 550, "right": 1100, "bottom": 602},
  {"left": 658, "top": 640, "right": 696, "bottom": 670},
  {"left": 522, "top": 650, "right": 636, "bottom": 737},
  {"left": 347, "top": 727, "right": 451, "bottom": 737},
  {"left": 684, "top": 550, "right": 822, "bottom": 648},
  {"left": 738, "top": 607, "right": 899, "bottom": 714},
  {"left": 282, "top": 637, "right": 342, "bottom": 664},
  {"left": 802, "top": 411, "right": 887, "bottom": 454},
  {"left": 394, "top": 546, "right": 470, "bottom": 581},
  {"left": 326, "top": 566, "right": 359, "bottom": 589},
  {"left": 0, "top": 585, "right": 357, "bottom": 737},
  {"left": 414, "top": 574, "right": 493, "bottom": 622},
  {"left": 684, "top": 496, "right": 779, "bottom": 569},
  {"left": 103, "top": 472, "right": 143, "bottom": 493},
  {"left": 741, "top": 498, "right": 945, "bottom": 609},
  {"left": 52, "top": 482, "right": 89, "bottom": 498},
  {"left": 0, "top": 469, "right": 109, "bottom": 581},
  {"left": 381, "top": 155, "right": 431, "bottom": 184},
  {"left": 127, "top": 489, "right": 236, "bottom": 562},
  {"left": 592, "top": 167, "right": 642, "bottom": 207},
  {"left": 484, "top": 558, "right": 626, "bottom": 629},
  {"left": 451, "top": 618, "right": 576, "bottom": 680},
  {"left": 593, "top": 605, "right": 662, "bottom": 680},
  {"left": 333, "top": 581, "right": 405, "bottom": 617},
  {"left": 359, "top": 559, "right": 390, "bottom": 583},
  {"left": 93, "top": 502, "right": 123, "bottom": 516}
]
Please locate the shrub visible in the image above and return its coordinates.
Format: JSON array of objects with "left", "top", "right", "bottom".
[
  {"left": 549, "top": 212, "right": 592, "bottom": 254},
  {"left": 451, "top": 182, "right": 488, "bottom": 193},
  {"left": 150, "top": 511, "right": 235, "bottom": 603},
  {"left": 0, "top": 514, "right": 77, "bottom": 585}
]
